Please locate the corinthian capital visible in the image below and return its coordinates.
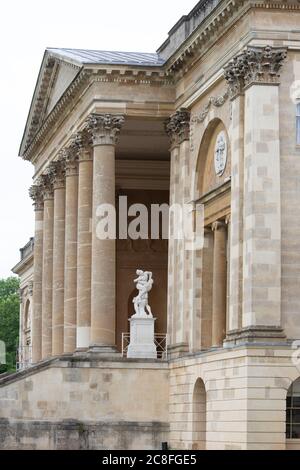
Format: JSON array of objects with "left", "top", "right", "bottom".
[
  {"left": 244, "top": 46, "right": 287, "bottom": 86},
  {"left": 29, "top": 184, "right": 44, "bottom": 211},
  {"left": 47, "top": 160, "right": 66, "bottom": 189},
  {"left": 86, "top": 113, "right": 125, "bottom": 146},
  {"left": 38, "top": 171, "right": 54, "bottom": 200},
  {"left": 224, "top": 45, "right": 287, "bottom": 99},
  {"left": 72, "top": 130, "right": 93, "bottom": 161},
  {"left": 224, "top": 53, "right": 248, "bottom": 99},
  {"left": 60, "top": 145, "right": 79, "bottom": 177},
  {"left": 165, "top": 108, "right": 190, "bottom": 147}
]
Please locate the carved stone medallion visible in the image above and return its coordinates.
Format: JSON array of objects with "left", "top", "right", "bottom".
[{"left": 214, "top": 131, "right": 227, "bottom": 177}]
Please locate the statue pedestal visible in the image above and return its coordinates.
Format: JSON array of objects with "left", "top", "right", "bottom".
[{"left": 127, "top": 316, "right": 157, "bottom": 359}]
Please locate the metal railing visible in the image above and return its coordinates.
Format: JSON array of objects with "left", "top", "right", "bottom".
[{"left": 122, "top": 333, "right": 167, "bottom": 359}]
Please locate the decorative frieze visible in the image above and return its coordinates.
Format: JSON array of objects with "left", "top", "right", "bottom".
[
  {"left": 190, "top": 90, "right": 229, "bottom": 153},
  {"left": 165, "top": 108, "right": 190, "bottom": 147},
  {"left": 191, "top": 90, "right": 229, "bottom": 125},
  {"left": 86, "top": 113, "right": 125, "bottom": 146},
  {"left": 224, "top": 46, "right": 287, "bottom": 99}
]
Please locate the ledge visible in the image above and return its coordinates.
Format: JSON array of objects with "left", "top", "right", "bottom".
[{"left": 0, "top": 354, "right": 168, "bottom": 388}]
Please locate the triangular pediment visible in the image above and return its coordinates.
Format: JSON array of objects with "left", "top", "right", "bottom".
[
  {"left": 46, "top": 60, "right": 79, "bottom": 115},
  {"left": 19, "top": 50, "right": 82, "bottom": 158}
]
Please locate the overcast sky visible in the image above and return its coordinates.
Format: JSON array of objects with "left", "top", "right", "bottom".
[{"left": 0, "top": 0, "right": 197, "bottom": 279}]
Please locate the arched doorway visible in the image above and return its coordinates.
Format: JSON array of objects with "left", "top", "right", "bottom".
[
  {"left": 192, "top": 118, "right": 231, "bottom": 350},
  {"left": 286, "top": 377, "right": 300, "bottom": 441},
  {"left": 192, "top": 378, "right": 206, "bottom": 450}
]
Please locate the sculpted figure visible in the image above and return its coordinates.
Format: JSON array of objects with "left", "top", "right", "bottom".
[{"left": 132, "top": 270, "right": 153, "bottom": 318}]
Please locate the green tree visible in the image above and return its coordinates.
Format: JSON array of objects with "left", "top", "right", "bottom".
[{"left": 0, "top": 277, "right": 20, "bottom": 374}]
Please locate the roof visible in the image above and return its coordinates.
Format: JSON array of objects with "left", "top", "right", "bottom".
[{"left": 47, "top": 48, "right": 165, "bottom": 67}]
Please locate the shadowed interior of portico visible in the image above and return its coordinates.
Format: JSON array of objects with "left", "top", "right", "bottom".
[{"left": 115, "top": 117, "right": 170, "bottom": 353}]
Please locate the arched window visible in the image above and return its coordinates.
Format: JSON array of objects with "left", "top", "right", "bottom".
[
  {"left": 297, "top": 103, "right": 300, "bottom": 145},
  {"left": 286, "top": 377, "right": 300, "bottom": 439},
  {"left": 192, "top": 378, "right": 206, "bottom": 450}
]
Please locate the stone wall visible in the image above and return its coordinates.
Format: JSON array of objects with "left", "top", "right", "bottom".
[
  {"left": 0, "top": 420, "right": 168, "bottom": 450},
  {"left": 169, "top": 346, "right": 300, "bottom": 450},
  {"left": 0, "top": 357, "right": 169, "bottom": 450}
]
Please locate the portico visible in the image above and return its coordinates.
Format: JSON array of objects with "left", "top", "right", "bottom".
[{"left": 28, "top": 103, "right": 171, "bottom": 361}]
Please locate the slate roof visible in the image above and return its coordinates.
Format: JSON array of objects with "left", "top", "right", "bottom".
[{"left": 47, "top": 48, "right": 165, "bottom": 67}]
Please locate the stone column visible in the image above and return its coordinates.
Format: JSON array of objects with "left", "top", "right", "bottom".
[
  {"left": 211, "top": 221, "right": 227, "bottom": 347},
  {"left": 223, "top": 69, "right": 245, "bottom": 332},
  {"left": 87, "top": 113, "right": 124, "bottom": 352},
  {"left": 51, "top": 161, "right": 66, "bottom": 356},
  {"left": 17, "top": 289, "right": 24, "bottom": 368},
  {"left": 29, "top": 184, "right": 44, "bottom": 363},
  {"left": 75, "top": 132, "right": 93, "bottom": 350},
  {"left": 224, "top": 46, "right": 287, "bottom": 341},
  {"left": 41, "top": 173, "right": 54, "bottom": 359},
  {"left": 63, "top": 147, "right": 79, "bottom": 353},
  {"left": 165, "top": 121, "right": 179, "bottom": 348},
  {"left": 165, "top": 109, "right": 190, "bottom": 356},
  {"left": 199, "top": 227, "right": 214, "bottom": 350}
]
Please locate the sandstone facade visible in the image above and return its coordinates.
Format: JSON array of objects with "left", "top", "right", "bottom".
[{"left": 5, "top": 0, "right": 300, "bottom": 450}]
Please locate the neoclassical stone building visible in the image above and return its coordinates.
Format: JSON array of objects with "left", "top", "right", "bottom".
[{"left": 2, "top": 0, "right": 300, "bottom": 450}]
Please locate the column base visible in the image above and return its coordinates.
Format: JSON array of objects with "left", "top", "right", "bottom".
[
  {"left": 167, "top": 343, "right": 189, "bottom": 359},
  {"left": 224, "top": 326, "right": 287, "bottom": 347}
]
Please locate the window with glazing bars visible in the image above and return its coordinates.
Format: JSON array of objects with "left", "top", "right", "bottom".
[
  {"left": 286, "top": 380, "right": 300, "bottom": 439},
  {"left": 297, "top": 103, "right": 300, "bottom": 145}
]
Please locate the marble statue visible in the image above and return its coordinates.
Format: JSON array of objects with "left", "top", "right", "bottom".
[{"left": 132, "top": 270, "right": 153, "bottom": 318}]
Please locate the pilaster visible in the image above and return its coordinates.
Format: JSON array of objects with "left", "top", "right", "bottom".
[
  {"left": 224, "top": 45, "right": 287, "bottom": 344},
  {"left": 165, "top": 109, "right": 191, "bottom": 357}
]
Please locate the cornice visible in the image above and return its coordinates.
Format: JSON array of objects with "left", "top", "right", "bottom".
[
  {"left": 20, "top": 0, "right": 300, "bottom": 162},
  {"left": 22, "top": 68, "right": 91, "bottom": 161},
  {"left": 251, "top": 1, "right": 300, "bottom": 11},
  {"left": 164, "top": 0, "right": 246, "bottom": 76},
  {"left": 12, "top": 253, "right": 34, "bottom": 277},
  {"left": 164, "top": 0, "right": 300, "bottom": 78},
  {"left": 23, "top": 56, "right": 57, "bottom": 154},
  {"left": 21, "top": 56, "right": 82, "bottom": 158},
  {"left": 22, "top": 67, "right": 173, "bottom": 162},
  {"left": 92, "top": 68, "right": 173, "bottom": 86}
]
